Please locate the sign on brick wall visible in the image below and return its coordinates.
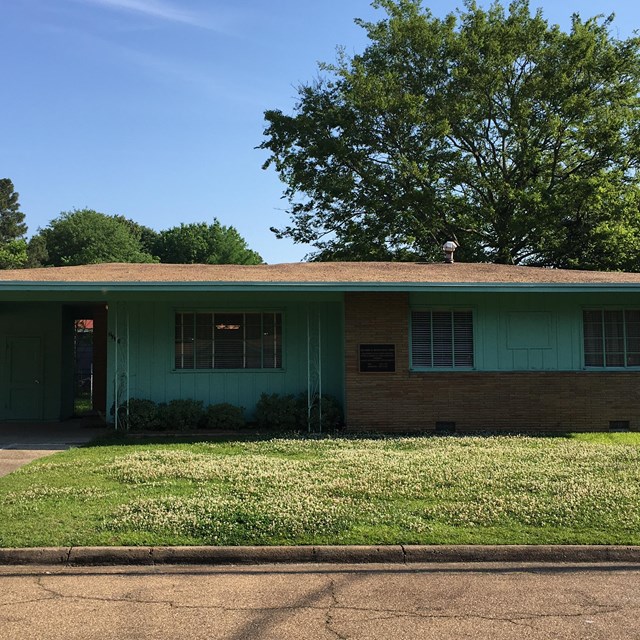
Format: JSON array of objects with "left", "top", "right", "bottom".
[{"left": 359, "top": 344, "right": 396, "bottom": 373}]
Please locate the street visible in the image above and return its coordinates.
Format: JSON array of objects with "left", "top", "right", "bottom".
[{"left": 1, "top": 562, "right": 638, "bottom": 639}]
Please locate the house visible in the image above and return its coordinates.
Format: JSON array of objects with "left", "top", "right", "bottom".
[{"left": 1, "top": 261, "right": 639, "bottom": 432}]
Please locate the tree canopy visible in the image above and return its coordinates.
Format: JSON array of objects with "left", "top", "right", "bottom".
[
  {"left": 152, "top": 220, "right": 263, "bottom": 265},
  {"left": 35, "top": 209, "right": 158, "bottom": 266},
  {"left": 28, "top": 209, "right": 262, "bottom": 267},
  {"left": 0, "top": 179, "right": 28, "bottom": 268},
  {"left": 261, "top": 0, "right": 640, "bottom": 268},
  {"left": 0, "top": 178, "right": 27, "bottom": 243}
]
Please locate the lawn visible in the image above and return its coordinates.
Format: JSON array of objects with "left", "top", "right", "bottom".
[{"left": 1, "top": 433, "right": 639, "bottom": 548}]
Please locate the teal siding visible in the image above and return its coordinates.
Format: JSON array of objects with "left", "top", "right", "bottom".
[
  {"left": 0, "top": 302, "right": 64, "bottom": 421},
  {"left": 106, "top": 293, "right": 345, "bottom": 418},
  {"left": 409, "top": 291, "right": 640, "bottom": 371}
]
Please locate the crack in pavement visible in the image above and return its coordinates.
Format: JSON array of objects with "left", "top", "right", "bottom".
[
  {"left": 325, "top": 578, "right": 348, "bottom": 640},
  {"left": 10, "top": 575, "right": 628, "bottom": 631}
]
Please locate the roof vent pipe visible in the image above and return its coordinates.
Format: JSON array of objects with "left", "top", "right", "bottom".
[{"left": 443, "top": 240, "right": 458, "bottom": 263}]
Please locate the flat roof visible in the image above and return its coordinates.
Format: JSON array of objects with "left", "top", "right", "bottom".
[{"left": 1, "top": 261, "right": 640, "bottom": 285}]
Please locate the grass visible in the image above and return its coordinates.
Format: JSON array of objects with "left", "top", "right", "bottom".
[{"left": 1, "top": 433, "right": 640, "bottom": 547}]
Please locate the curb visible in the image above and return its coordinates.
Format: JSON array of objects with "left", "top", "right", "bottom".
[{"left": 1, "top": 545, "right": 640, "bottom": 566}]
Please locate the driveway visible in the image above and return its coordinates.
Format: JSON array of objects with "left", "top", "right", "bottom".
[{"left": 0, "top": 419, "right": 109, "bottom": 477}]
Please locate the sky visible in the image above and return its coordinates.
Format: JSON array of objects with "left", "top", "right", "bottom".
[{"left": 2, "top": 0, "right": 640, "bottom": 264}]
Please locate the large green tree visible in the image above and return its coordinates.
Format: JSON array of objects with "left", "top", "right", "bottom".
[
  {"left": 0, "top": 179, "right": 28, "bottom": 269},
  {"left": 261, "top": 0, "right": 640, "bottom": 268},
  {"left": 0, "top": 178, "right": 27, "bottom": 243},
  {"left": 36, "top": 209, "right": 157, "bottom": 266},
  {"left": 152, "top": 220, "right": 263, "bottom": 264}
]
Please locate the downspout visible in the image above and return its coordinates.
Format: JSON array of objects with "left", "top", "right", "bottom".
[
  {"left": 318, "top": 310, "right": 322, "bottom": 434},
  {"left": 126, "top": 307, "right": 130, "bottom": 425},
  {"left": 114, "top": 304, "right": 118, "bottom": 430},
  {"left": 307, "top": 305, "right": 311, "bottom": 433}
]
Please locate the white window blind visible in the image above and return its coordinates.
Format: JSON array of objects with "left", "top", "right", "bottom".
[
  {"left": 175, "top": 312, "right": 282, "bottom": 370},
  {"left": 411, "top": 310, "right": 473, "bottom": 369}
]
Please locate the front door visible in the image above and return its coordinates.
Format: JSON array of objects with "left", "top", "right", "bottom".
[{"left": 5, "top": 336, "right": 43, "bottom": 420}]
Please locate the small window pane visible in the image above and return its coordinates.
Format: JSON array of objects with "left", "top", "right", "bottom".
[
  {"left": 245, "top": 314, "right": 262, "bottom": 368},
  {"left": 195, "top": 313, "right": 213, "bottom": 369},
  {"left": 411, "top": 311, "right": 432, "bottom": 367},
  {"left": 432, "top": 312, "right": 453, "bottom": 367},
  {"left": 606, "top": 353, "right": 625, "bottom": 367},
  {"left": 175, "top": 313, "right": 194, "bottom": 369},
  {"left": 214, "top": 313, "right": 245, "bottom": 369},
  {"left": 585, "top": 352, "right": 604, "bottom": 367},
  {"left": 263, "top": 313, "right": 282, "bottom": 369},
  {"left": 453, "top": 311, "right": 474, "bottom": 367},
  {"left": 628, "top": 353, "right": 640, "bottom": 367}
]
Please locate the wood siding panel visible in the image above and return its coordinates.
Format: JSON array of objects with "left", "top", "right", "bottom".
[
  {"left": 0, "top": 303, "right": 63, "bottom": 421},
  {"left": 105, "top": 295, "right": 344, "bottom": 420}
]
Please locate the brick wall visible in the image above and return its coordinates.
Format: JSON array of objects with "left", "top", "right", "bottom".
[{"left": 344, "top": 292, "right": 640, "bottom": 432}]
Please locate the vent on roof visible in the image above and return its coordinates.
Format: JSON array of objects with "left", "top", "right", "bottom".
[{"left": 443, "top": 241, "right": 458, "bottom": 263}]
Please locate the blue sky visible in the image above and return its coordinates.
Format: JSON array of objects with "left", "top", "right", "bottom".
[{"left": 2, "top": 0, "right": 639, "bottom": 263}]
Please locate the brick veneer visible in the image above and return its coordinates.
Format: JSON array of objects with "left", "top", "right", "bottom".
[{"left": 344, "top": 292, "right": 640, "bottom": 432}]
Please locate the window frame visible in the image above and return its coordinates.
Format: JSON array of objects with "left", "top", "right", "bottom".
[
  {"left": 409, "top": 307, "right": 476, "bottom": 371},
  {"left": 173, "top": 309, "right": 284, "bottom": 372},
  {"left": 582, "top": 307, "right": 640, "bottom": 370}
]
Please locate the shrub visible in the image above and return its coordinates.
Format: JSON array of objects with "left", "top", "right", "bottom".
[
  {"left": 156, "top": 399, "right": 205, "bottom": 431},
  {"left": 254, "top": 393, "right": 299, "bottom": 430},
  {"left": 125, "top": 398, "right": 161, "bottom": 431},
  {"left": 200, "top": 403, "right": 246, "bottom": 431},
  {"left": 296, "top": 393, "right": 343, "bottom": 432},
  {"left": 254, "top": 392, "right": 343, "bottom": 431}
]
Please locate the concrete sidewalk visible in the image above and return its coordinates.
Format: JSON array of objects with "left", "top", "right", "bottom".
[{"left": 0, "top": 419, "right": 109, "bottom": 477}]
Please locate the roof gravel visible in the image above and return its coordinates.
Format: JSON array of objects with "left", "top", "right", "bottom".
[{"left": 1, "top": 261, "right": 640, "bottom": 285}]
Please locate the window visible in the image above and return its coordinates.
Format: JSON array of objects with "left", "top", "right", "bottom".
[
  {"left": 583, "top": 310, "right": 640, "bottom": 368},
  {"left": 175, "top": 312, "right": 282, "bottom": 370},
  {"left": 411, "top": 310, "right": 474, "bottom": 369}
]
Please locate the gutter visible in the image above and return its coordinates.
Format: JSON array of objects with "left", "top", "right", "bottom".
[{"left": 1, "top": 281, "right": 640, "bottom": 294}]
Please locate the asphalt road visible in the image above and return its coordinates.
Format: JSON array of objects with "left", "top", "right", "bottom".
[{"left": 1, "top": 562, "right": 638, "bottom": 639}]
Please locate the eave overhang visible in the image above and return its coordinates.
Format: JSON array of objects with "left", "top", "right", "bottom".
[{"left": 1, "top": 280, "right": 640, "bottom": 294}]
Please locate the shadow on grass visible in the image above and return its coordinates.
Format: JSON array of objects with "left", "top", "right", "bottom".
[{"left": 81, "top": 427, "right": 632, "bottom": 449}]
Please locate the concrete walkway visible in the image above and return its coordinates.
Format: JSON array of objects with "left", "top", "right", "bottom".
[{"left": 0, "top": 419, "right": 109, "bottom": 477}]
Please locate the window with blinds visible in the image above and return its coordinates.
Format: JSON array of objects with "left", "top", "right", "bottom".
[
  {"left": 175, "top": 312, "right": 282, "bottom": 370},
  {"left": 583, "top": 310, "right": 640, "bottom": 368},
  {"left": 411, "top": 310, "right": 474, "bottom": 369}
]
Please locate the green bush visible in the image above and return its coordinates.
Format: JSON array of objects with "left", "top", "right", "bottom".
[
  {"left": 254, "top": 392, "right": 343, "bottom": 431},
  {"left": 200, "top": 403, "right": 246, "bottom": 430},
  {"left": 113, "top": 398, "right": 161, "bottom": 431},
  {"left": 156, "top": 399, "right": 205, "bottom": 431},
  {"left": 254, "top": 393, "right": 299, "bottom": 430},
  {"left": 296, "top": 393, "right": 343, "bottom": 431}
]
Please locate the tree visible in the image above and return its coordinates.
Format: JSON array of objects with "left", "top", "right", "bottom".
[
  {"left": 36, "top": 209, "right": 157, "bottom": 266},
  {"left": 260, "top": 0, "right": 640, "bottom": 268},
  {"left": 0, "top": 240, "right": 28, "bottom": 269},
  {"left": 152, "top": 220, "right": 263, "bottom": 264},
  {"left": 0, "top": 179, "right": 27, "bottom": 243},
  {"left": 0, "top": 179, "right": 28, "bottom": 269},
  {"left": 113, "top": 215, "right": 159, "bottom": 256},
  {"left": 25, "top": 234, "right": 49, "bottom": 268}
]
